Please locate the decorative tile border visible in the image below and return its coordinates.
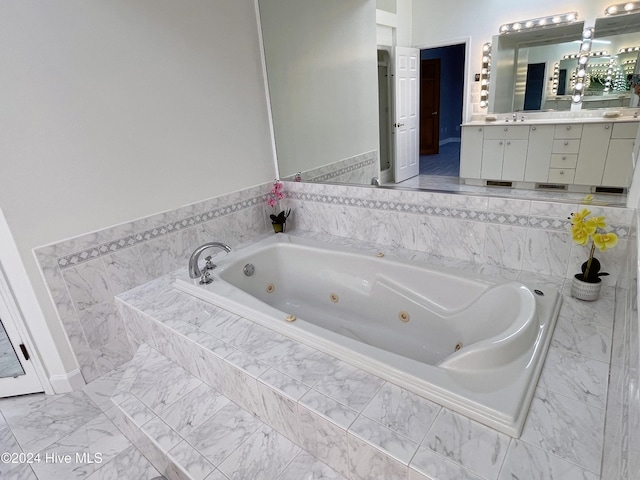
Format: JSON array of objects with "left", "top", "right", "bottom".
[
  {"left": 283, "top": 151, "right": 377, "bottom": 184},
  {"left": 288, "top": 191, "right": 630, "bottom": 238},
  {"left": 57, "top": 194, "right": 266, "bottom": 270}
]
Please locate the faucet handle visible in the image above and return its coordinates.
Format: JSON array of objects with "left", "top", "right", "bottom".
[
  {"left": 199, "top": 269, "right": 213, "bottom": 285},
  {"left": 204, "top": 255, "right": 216, "bottom": 271}
]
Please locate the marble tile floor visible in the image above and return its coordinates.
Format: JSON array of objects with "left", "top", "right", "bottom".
[
  {"left": 111, "top": 230, "right": 617, "bottom": 480},
  {"left": 0, "top": 363, "right": 165, "bottom": 480}
]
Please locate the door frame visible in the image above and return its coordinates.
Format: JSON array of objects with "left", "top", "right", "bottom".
[
  {"left": 0, "top": 264, "right": 45, "bottom": 396},
  {"left": 414, "top": 36, "right": 471, "bottom": 135}
]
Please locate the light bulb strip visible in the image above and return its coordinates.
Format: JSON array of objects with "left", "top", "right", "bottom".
[
  {"left": 605, "top": 2, "right": 640, "bottom": 15},
  {"left": 572, "top": 27, "right": 594, "bottom": 104},
  {"left": 499, "top": 12, "right": 578, "bottom": 34},
  {"left": 480, "top": 43, "right": 491, "bottom": 109}
]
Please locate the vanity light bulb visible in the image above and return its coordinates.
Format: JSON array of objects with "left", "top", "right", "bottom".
[
  {"left": 607, "top": 5, "right": 618, "bottom": 15},
  {"left": 481, "top": 79, "right": 487, "bottom": 86},
  {"left": 625, "top": 3, "right": 636, "bottom": 11},
  {"left": 575, "top": 82, "right": 584, "bottom": 91},
  {"left": 538, "top": 18, "right": 547, "bottom": 26},
  {"left": 512, "top": 22, "right": 521, "bottom": 30},
  {"left": 500, "top": 25, "right": 509, "bottom": 33},
  {"left": 552, "top": 16, "right": 561, "bottom": 23},
  {"left": 480, "top": 100, "right": 487, "bottom": 108},
  {"left": 579, "top": 56, "right": 589, "bottom": 65},
  {"left": 482, "top": 56, "right": 490, "bottom": 63},
  {"left": 581, "top": 42, "right": 591, "bottom": 52},
  {"left": 583, "top": 28, "right": 593, "bottom": 39},
  {"left": 567, "top": 13, "right": 577, "bottom": 22},
  {"left": 572, "top": 94, "right": 582, "bottom": 102}
]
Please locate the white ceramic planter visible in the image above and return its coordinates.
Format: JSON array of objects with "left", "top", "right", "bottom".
[{"left": 571, "top": 274, "right": 602, "bottom": 301}]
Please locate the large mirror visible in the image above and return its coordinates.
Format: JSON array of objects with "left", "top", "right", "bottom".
[
  {"left": 489, "top": 22, "right": 586, "bottom": 113},
  {"left": 258, "top": 0, "right": 639, "bottom": 205}
]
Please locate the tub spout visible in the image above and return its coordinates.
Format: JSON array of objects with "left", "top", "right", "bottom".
[{"left": 188, "top": 242, "right": 232, "bottom": 279}]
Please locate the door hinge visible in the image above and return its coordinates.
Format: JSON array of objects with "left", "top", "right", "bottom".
[{"left": 19, "top": 344, "right": 29, "bottom": 361}]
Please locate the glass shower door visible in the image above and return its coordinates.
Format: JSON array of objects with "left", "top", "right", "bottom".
[{"left": 0, "top": 317, "right": 25, "bottom": 379}]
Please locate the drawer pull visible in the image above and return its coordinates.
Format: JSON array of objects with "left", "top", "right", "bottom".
[
  {"left": 507, "top": 141, "right": 511, "bottom": 145},
  {"left": 605, "top": 125, "right": 610, "bottom": 129},
  {"left": 564, "top": 141, "right": 569, "bottom": 146},
  {"left": 532, "top": 126, "right": 537, "bottom": 131},
  {"left": 499, "top": 141, "right": 503, "bottom": 145},
  {"left": 560, "top": 170, "right": 565, "bottom": 175},
  {"left": 504, "top": 127, "right": 508, "bottom": 131},
  {"left": 566, "top": 126, "right": 571, "bottom": 130},
  {"left": 562, "top": 156, "right": 566, "bottom": 160}
]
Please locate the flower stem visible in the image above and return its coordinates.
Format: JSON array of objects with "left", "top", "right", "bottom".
[{"left": 584, "top": 242, "right": 596, "bottom": 280}]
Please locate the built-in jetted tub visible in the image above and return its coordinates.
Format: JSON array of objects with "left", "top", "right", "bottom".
[{"left": 175, "top": 234, "right": 562, "bottom": 437}]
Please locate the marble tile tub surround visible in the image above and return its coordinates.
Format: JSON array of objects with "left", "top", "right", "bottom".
[
  {"left": 33, "top": 182, "right": 275, "bottom": 384},
  {"left": 281, "top": 150, "right": 377, "bottom": 186},
  {"left": 115, "top": 233, "right": 615, "bottom": 480},
  {"left": 283, "top": 181, "right": 633, "bottom": 282},
  {"left": 109, "top": 343, "right": 343, "bottom": 480}
]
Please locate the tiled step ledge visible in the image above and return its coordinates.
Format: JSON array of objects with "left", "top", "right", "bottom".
[
  {"left": 115, "top": 273, "right": 493, "bottom": 480},
  {"left": 109, "top": 343, "right": 342, "bottom": 480}
]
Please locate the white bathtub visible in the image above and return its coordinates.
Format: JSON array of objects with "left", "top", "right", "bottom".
[{"left": 175, "top": 234, "right": 562, "bottom": 437}]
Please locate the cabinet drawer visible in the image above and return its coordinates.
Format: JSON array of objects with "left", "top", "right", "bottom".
[
  {"left": 554, "top": 124, "right": 582, "bottom": 139},
  {"left": 612, "top": 122, "right": 639, "bottom": 139},
  {"left": 550, "top": 153, "right": 578, "bottom": 168},
  {"left": 552, "top": 139, "right": 580, "bottom": 154},
  {"left": 548, "top": 168, "right": 575, "bottom": 183},
  {"left": 483, "top": 125, "right": 529, "bottom": 140}
]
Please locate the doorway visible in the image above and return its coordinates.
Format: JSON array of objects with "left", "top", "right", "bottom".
[
  {"left": 419, "top": 43, "right": 465, "bottom": 177},
  {"left": 524, "top": 62, "right": 545, "bottom": 111}
]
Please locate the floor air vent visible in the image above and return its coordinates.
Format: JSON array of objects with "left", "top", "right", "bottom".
[
  {"left": 594, "top": 186, "right": 625, "bottom": 194},
  {"left": 486, "top": 180, "right": 513, "bottom": 187},
  {"left": 536, "top": 183, "right": 567, "bottom": 190}
]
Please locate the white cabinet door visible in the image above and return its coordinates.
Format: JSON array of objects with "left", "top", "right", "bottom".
[
  {"left": 502, "top": 139, "right": 528, "bottom": 181},
  {"left": 524, "top": 125, "right": 554, "bottom": 182},
  {"left": 481, "top": 139, "right": 504, "bottom": 179},
  {"left": 460, "top": 126, "right": 483, "bottom": 178},
  {"left": 602, "top": 138, "right": 635, "bottom": 186},
  {"left": 575, "top": 124, "right": 612, "bottom": 185}
]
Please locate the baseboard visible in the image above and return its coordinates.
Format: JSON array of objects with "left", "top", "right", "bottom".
[
  {"left": 439, "top": 137, "right": 461, "bottom": 146},
  {"left": 49, "top": 368, "right": 85, "bottom": 393}
]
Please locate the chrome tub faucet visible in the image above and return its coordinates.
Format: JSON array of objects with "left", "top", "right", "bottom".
[{"left": 188, "top": 242, "right": 232, "bottom": 284}]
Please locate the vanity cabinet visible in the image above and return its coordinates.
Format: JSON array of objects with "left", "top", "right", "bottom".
[
  {"left": 481, "top": 126, "right": 529, "bottom": 180},
  {"left": 523, "top": 125, "right": 554, "bottom": 182},
  {"left": 460, "top": 120, "right": 639, "bottom": 188}
]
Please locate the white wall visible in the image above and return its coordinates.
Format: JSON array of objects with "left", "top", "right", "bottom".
[{"left": 0, "top": 0, "right": 275, "bottom": 382}]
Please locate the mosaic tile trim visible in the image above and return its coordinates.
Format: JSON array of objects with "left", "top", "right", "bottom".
[
  {"left": 283, "top": 151, "right": 376, "bottom": 183},
  {"left": 57, "top": 194, "right": 265, "bottom": 270},
  {"left": 289, "top": 191, "right": 630, "bottom": 238}
]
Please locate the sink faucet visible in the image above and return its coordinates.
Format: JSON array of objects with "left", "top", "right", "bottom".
[{"left": 188, "top": 242, "right": 232, "bottom": 283}]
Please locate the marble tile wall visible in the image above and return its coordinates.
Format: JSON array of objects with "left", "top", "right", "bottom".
[
  {"left": 283, "top": 181, "right": 633, "bottom": 284},
  {"left": 281, "top": 151, "right": 377, "bottom": 185},
  {"left": 34, "top": 183, "right": 273, "bottom": 384}
]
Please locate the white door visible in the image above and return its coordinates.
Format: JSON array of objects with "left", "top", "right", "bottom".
[
  {"left": 0, "top": 269, "right": 43, "bottom": 397},
  {"left": 393, "top": 47, "right": 420, "bottom": 183}
]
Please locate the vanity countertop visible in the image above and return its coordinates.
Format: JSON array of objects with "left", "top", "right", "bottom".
[{"left": 464, "top": 115, "right": 640, "bottom": 126}]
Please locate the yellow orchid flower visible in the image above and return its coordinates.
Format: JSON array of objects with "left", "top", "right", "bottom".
[
  {"left": 585, "top": 216, "right": 606, "bottom": 230},
  {"left": 570, "top": 208, "right": 591, "bottom": 225},
  {"left": 571, "top": 225, "right": 590, "bottom": 245},
  {"left": 593, "top": 232, "right": 618, "bottom": 251}
]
